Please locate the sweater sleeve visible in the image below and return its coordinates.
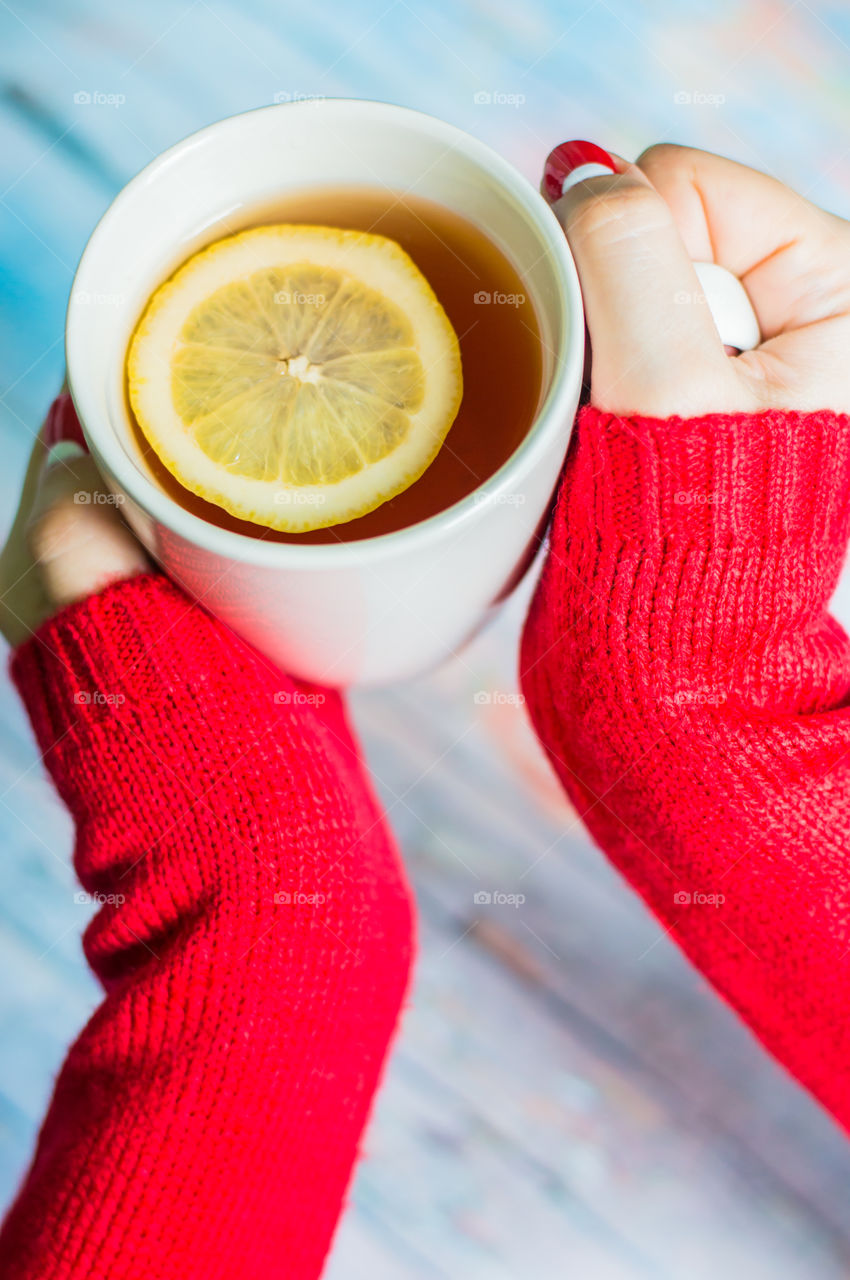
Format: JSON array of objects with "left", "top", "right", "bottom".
[
  {"left": 0, "top": 572, "right": 414, "bottom": 1280},
  {"left": 521, "top": 405, "right": 850, "bottom": 1127}
]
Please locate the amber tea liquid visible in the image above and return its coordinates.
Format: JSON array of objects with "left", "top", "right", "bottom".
[{"left": 128, "top": 186, "right": 544, "bottom": 544}]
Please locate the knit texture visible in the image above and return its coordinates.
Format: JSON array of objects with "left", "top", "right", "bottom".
[
  {"left": 521, "top": 404, "right": 850, "bottom": 1126},
  {"left": 1, "top": 573, "right": 415, "bottom": 1279}
]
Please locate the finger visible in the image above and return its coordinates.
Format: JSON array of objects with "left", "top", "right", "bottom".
[
  {"left": 3, "top": 391, "right": 86, "bottom": 570},
  {"left": 545, "top": 144, "right": 749, "bottom": 416},
  {"left": 28, "top": 442, "right": 149, "bottom": 615},
  {"left": 636, "top": 144, "right": 850, "bottom": 339},
  {"left": 0, "top": 433, "right": 51, "bottom": 646}
]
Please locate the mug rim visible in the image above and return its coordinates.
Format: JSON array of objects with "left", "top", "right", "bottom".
[{"left": 66, "top": 97, "right": 583, "bottom": 568}]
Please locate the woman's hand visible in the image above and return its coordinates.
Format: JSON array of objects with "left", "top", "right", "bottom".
[
  {"left": 522, "top": 141, "right": 850, "bottom": 1135},
  {"left": 0, "top": 398, "right": 414, "bottom": 1279},
  {"left": 548, "top": 143, "right": 850, "bottom": 416},
  {"left": 0, "top": 391, "right": 148, "bottom": 647}
]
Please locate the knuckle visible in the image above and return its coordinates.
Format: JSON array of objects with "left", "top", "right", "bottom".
[
  {"left": 568, "top": 180, "right": 670, "bottom": 244},
  {"left": 636, "top": 141, "right": 693, "bottom": 173}
]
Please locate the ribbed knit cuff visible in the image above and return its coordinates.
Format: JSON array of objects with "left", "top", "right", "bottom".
[
  {"left": 9, "top": 572, "right": 225, "bottom": 767},
  {"left": 571, "top": 405, "right": 850, "bottom": 545}
]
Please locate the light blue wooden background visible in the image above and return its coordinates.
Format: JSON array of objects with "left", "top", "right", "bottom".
[{"left": 3, "top": 2, "right": 850, "bottom": 1277}]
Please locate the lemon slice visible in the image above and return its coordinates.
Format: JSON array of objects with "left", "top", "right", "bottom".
[{"left": 127, "top": 224, "right": 463, "bottom": 531}]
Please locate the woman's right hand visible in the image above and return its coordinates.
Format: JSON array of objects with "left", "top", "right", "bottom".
[
  {"left": 520, "top": 142, "right": 850, "bottom": 1137},
  {"left": 545, "top": 142, "right": 850, "bottom": 417}
]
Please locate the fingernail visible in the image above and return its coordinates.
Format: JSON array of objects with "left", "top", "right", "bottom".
[
  {"left": 43, "top": 440, "right": 86, "bottom": 469},
  {"left": 42, "top": 391, "right": 88, "bottom": 452},
  {"left": 542, "top": 140, "right": 617, "bottom": 203}
]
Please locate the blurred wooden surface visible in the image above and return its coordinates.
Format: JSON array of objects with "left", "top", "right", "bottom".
[{"left": 3, "top": 2, "right": 850, "bottom": 1277}]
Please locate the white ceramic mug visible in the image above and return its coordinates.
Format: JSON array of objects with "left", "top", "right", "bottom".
[
  {"left": 66, "top": 98, "right": 584, "bottom": 686},
  {"left": 65, "top": 100, "right": 756, "bottom": 686}
]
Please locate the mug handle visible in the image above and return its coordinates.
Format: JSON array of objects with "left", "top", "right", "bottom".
[{"left": 692, "top": 261, "right": 760, "bottom": 352}]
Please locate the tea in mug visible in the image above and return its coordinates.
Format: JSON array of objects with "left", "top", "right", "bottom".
[{"left": 126, "top": 186, "right": 543, "bottom": 544}]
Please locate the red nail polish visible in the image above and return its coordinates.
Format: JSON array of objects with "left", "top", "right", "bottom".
[
  {"left": 42, "top": 391, "right": 88, "bottom": 452},
  {"left": 542, "top": 140, "right": 617, "bottom": 203}
]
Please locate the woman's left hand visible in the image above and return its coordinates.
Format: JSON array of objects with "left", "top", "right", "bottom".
[{"left": 0, "top": 390, "right": 149, "bottom": 646}]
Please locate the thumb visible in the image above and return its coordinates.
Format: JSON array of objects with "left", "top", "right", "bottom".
[
  {"left": 29, "top": 441, "right": 149, "bottom": 615},
  {"left": 544, "top": 142, "right": 749, "bottom": 417}
]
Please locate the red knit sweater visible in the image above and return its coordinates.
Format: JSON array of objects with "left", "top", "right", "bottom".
[
  {"left": 3, "top": 405, "right": 850, "bottom": 1277},
  {"left": 0, "top": 576, "right": 414, "bottom": 1278},
  {"left": 521, "top": 405, "right": 850, "bottom": 1126}
]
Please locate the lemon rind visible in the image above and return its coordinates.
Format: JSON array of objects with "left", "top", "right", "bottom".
[{"left": 127, "top": 224, "right": 462, "bottom": 532}]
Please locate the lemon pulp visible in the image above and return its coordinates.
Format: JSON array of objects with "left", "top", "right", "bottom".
[{"left": 127, "top": 224, "right": 463, "bottom": 532}]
